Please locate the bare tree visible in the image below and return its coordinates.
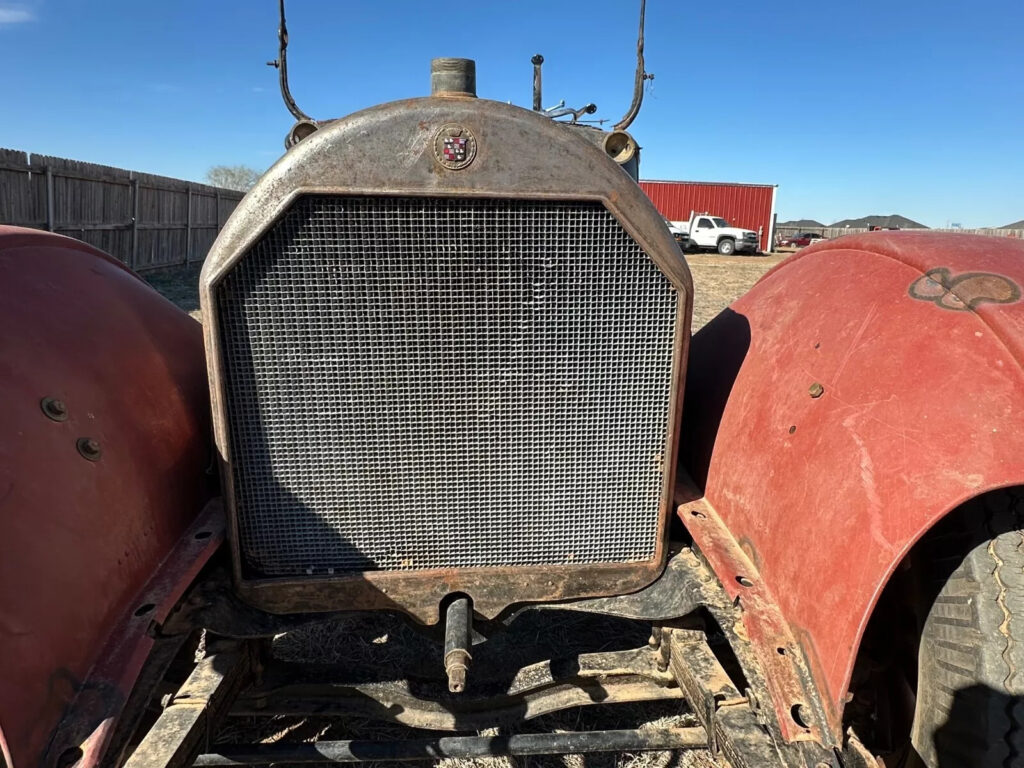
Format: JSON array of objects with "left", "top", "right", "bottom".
[{"left": 205, "top": 165, "right": 262, "bottom": 192}]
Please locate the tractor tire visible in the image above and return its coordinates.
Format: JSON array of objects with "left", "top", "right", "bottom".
[
  {"left": 717, "top": 238, "right": 735, "bottom": 255},
  {"left": 912, "top": 490, "right": 1024, "bottom": 767}
]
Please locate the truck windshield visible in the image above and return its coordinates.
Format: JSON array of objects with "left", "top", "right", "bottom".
[{"left": 712, "top": 218, "right": 730, "bottom": 228}]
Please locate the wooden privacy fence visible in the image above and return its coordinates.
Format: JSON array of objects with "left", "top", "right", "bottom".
[
  {"left": 0, "top": 148, "right": 245, "bottom": 272},
  {"left": 775, "top": 225, "right": 1024, "bottom": 242}
]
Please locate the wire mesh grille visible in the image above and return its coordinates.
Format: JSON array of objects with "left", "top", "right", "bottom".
[{"left": 216, "top": 196, "right": 678, "bottom": 576}]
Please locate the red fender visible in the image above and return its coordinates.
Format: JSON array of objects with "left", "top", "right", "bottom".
[
  {"left": 0, "top": 228, "right": 216, "bottom": 768},
  {"left": 680, "top": 231, "right": 1024, "bottom": 739}
]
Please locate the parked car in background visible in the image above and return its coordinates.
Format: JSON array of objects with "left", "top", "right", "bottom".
[{"left": 779, "top": 232, "right": 826, "bottom": 248}]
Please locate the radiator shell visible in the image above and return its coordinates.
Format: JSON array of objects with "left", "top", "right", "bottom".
[{"left": 201, "top": 96, "right": 693, "bottom": 622}]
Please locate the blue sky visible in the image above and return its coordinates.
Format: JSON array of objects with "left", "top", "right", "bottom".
[{"left": 1, "top": 0, "right": 1021, "bottom": 227}]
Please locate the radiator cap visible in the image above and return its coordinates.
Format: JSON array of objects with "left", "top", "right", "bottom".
[{"left": 431, "top": 58, "right": 476, "bottom": 98}]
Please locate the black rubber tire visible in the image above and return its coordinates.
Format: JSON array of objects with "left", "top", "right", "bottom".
[
  {"left": 912, "top": 490, "right": 1024, "bottom": 767},
  {"left": 717, "top": 238, "right": 735, "bottom": 255}
]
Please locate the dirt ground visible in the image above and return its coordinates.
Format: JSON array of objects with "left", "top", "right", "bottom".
[
  {"left": 685, "top": 252, "right": 786, "bottom": 329},
  {"left": 143, "top": 250, "right": 788, "bottom": 768}
]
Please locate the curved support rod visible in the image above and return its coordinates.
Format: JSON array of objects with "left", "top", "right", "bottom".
[
  {"left": 545, "top": 102, "right": 597, "bottom": 123},
  {"left": 613, "top": 0, "right": 652, "bottom": 131},
  {"left": 269, "top": 0, "right": 312, "bottom": 123}
]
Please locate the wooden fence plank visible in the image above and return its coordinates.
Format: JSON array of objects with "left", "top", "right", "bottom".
[{"left": 0, "top": 147, "right": 245, "bottom": 271}]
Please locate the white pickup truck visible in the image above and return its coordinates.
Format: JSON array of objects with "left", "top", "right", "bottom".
[{"left": 670, "top": 212, "right": 760, "bottom": 255}]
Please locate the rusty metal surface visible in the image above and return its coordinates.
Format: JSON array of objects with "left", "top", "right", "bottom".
[
  {"left": 240, "top": 557, "right": 669, "bottom": 624},
  {"left": 160, "top": 566, "right": 339, "bottom": 638},
  {"left": 668, "top": 630, "right": 741, "bottom": 749},
  {"left": 155, "top": 534, "right": 821, "bottom": 762},
  {"left": 558, "top": 544, "right": 833, "bottom": 764},
  {"left": 668, "top": 630, "right": 793, "bottom": 768},
  {"left": 200, "top": 95, "right": 693, "bottom": 620},
  {"left": 164, "top": 548, "right": 702, "bottom": 638},
  {"left": 679, "top": 231, "right": 1024, "bottom": 741},
  {"left": 123, "top": 642, "right": 253, "bottom": 768},
  {"left": 268, "top": 0, "right": 311, "bottom": 123},
  {"left": 233, "top": 646, "right": 681, "bottom": 730},
  {"left": 0, "top": 227, "right": 216, "bottom": 768},
  {"left": 612, "top": 0, "right": 650, "bottom": 132},
  {"left": 152, "top": 542, "right": 827, "bottom": 766},
  {"left": 430, "top": 57, "right": 477, "bottom": 97},
  {"left": 193, "top": 727, "right": 709, "bottom": 766},
  {"left": 512, "top": 546, "right": 706, "bottom": 621},
  {"left": 678, "top": 494, "right": 832, "bottom": 745},
  {"left": 531, "top": 54, "right": 543, "bottom": 111}
]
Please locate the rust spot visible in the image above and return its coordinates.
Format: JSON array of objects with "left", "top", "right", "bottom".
[
  {"left": 738, "top": 537, "right": 762, "bottom": 571},
  {"left": 909, "top": 267, "right": 1021, "bottom": 311}
]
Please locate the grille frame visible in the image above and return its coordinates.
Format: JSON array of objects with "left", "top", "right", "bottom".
[{"left": 200, "top": 96, "right": 693, "bottom": 623}]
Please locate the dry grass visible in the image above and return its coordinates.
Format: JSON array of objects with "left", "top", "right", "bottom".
[
  {"left": 686, "top": 253, "right": 786, "bottom": 330},
  {"left": 144, "top": 252, "right": 783, "bottom": 767}
]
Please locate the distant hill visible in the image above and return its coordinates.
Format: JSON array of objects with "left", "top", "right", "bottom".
[
  {"left": 778, "top": 219, "right": 825, "bottom": 228},
  {"left": 830, "top": 214, "right": 928, "bottom": 229},
  {"left": 1001, "top": 219, "right": 1024, "bottom": 229}
]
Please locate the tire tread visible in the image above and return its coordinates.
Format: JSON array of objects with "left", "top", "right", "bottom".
[{"left": 912, "top": 490, "right": 1024, "bottom": 767}]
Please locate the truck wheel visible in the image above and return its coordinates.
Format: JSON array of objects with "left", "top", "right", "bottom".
[
  {"left": 717, "top": 238, "right": 735, "bottom": 255},
  {"left": 912, "top": 491, "right": 1024, "bottom": 767}
]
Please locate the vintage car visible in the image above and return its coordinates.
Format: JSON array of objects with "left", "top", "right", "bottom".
[{"left": 3, "top": 10, "right": 1024, "bottom": 768}]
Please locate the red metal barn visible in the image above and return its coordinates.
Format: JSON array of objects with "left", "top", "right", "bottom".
[{"left": 640, "top": 180, "right": 778, "bottom": 252}]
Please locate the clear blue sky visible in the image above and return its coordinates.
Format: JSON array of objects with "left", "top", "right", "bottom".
[{"left": 2, "top": 0, "right": 1021, "bottom": 227}]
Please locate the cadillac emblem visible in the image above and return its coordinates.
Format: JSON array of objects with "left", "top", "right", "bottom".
[{"left": 434, "top": 123, "right": 476, "bottom": 170}]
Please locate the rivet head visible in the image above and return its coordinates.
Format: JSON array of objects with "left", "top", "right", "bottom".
[
  {"left": 41, "top": 397, "right": 69, "bottom": 421},
  {"left": 77, "top": 437, "right": 102, "bottom": 461},
  {"left": 808, "top": 382, "right": 825, "bottom": 398}
]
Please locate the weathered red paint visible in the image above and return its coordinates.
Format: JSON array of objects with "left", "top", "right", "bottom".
[
  {"left": 0, "top": 227, "right": 215, "bottom": 768},
  {"left": 680, "top": 231, "right": 1024, "bottom": 739},
  {"left": 639, "top": 179, "right": 776, "bottom": 251}
]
